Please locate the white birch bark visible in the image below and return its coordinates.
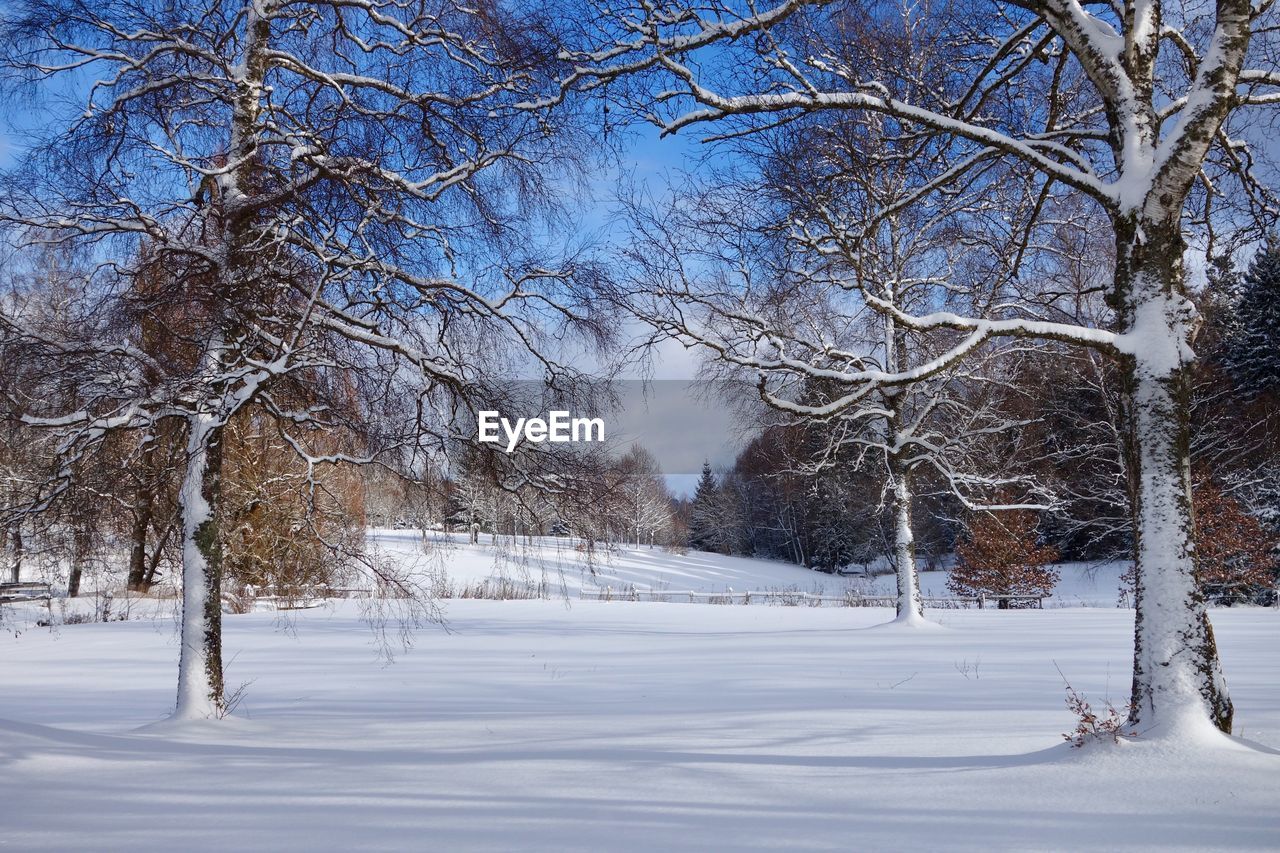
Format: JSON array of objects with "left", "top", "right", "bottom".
[
  {"left": 889, "top": 458, "right": 924, "bottom": 623},
  {"left": 1119, "top": 228, "right": 1234, "bottom": 735},
  {"left": 173, "top": 405, "right": 225, "bottom": 719}
]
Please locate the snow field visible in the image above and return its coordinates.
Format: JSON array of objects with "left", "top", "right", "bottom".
[
  {"left": 371, "top": 530, "right": 1132, "bottom": 607},
  {"left": 1, "top": 590, "right": 1277, "bottom": 850}
]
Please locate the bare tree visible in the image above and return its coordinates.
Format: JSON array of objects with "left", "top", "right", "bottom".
[
  {"left": 563, "top": 0, "right": 1280, "bottom": 737},
  {"left": 615, "top": 445, "right": 675, "bottom": 547},
  {"left": 0, "top": 0, "right": 609, "bottom": 718},
  {"left": 618, "top": 99, "right": 1050, "bottom": 624}
]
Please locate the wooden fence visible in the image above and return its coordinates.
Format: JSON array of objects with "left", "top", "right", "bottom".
[
  {"left": 223, "top": 583, "right": 1046, "bottom": 610},
  {"left": 579, "top": 588, "right": 1046, "bottom": 609}
]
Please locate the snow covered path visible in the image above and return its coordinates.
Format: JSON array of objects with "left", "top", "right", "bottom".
[{"left": 1, "top": 601, "right": 1277, "bottom": 851}]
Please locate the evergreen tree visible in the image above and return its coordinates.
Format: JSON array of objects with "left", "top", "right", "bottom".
[
  {"left": 1196, "top": 249, "right": 1280, "bottom": 539},
  {"left": 1223, "top": 238, "right": 1280, "bottom": 398},
  {"left": 687, "top": 461, "right": 721, "bottom": 551},
  {"left": 804, "top": 473, "right": 859, "bottom": 572}
]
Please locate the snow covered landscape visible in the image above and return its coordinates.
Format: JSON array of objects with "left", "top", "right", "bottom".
[
  {"left": 368, "top": 529, "right": 1132, "bottom": 607},
  {"left": 4, "top": 0, "right": 1280, "bottom": 849},
  {"left": 3, "top": 539, "right": 1278, "bottom": 851}
]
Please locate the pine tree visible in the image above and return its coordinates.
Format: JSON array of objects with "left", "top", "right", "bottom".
[
  {"left": 1196, "top": 253, "right": 1244, "bottom": 366},
  {"left": 1222, "top": 238, "right": 1280, "bottom": 398},
  {"left": 687, "top": 461, "right": 721, "bottom": 552},
  {"left": 948, "top": 510, "right": 1060, "bottom": 608},
  {"left": 805, "top": 474, "right": 858, "bottom": 572}
]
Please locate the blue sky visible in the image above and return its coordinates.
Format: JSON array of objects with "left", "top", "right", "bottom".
[
  {"left": 549, "top": 126, "right": 762, "bottom": 493},
  {"left": 0, "top": 101, "right": 755, "bottom": 495}
]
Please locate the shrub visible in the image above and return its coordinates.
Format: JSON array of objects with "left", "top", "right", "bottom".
[
  {"left": 1058, "top": 665, "right": 1136, "bottom": 747},
  {"left": 949, "top": 509, "right": 1059, "bottom": 607},
  {"left": 1120, "top": 473, "right": 1280, "bottom": 605},
  {"left": 1192, "top": 476, "right": 1278, "bottom": 605}
]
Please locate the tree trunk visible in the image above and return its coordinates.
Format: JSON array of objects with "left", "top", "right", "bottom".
[
  {"left": 169, "top": 0, "right": 269, "bottom": 719},
  {"left": 1118, "top": 219, "right": 1232, "bottom": 736},
  {"left": 885, "top": 387, "right": 924, "bottom": 623},
  {"left": 888, "top": 455, "right": 924, "bottom": 623},
  {"left": 6, "top": 526, "right": 20, "bottom": 584},
  {"left": 67, "top": 523, "right": 90, "bottom": 598},
  {"left": 126, "top": 508, "right": 152, "bottom": 592},
  {"left": 174, "top": 413, "right": 226, "bottom": 719},
  {"left": 881, "top": 291, "right": 925, "bottom": 623},
  {"left": 127, "top": 444, "right": 159, "bottom": 592},
  {"left": 1126, "top": 364, "right": 1232, "bottom": 734},
  {"left": 142, "top": 516, "right": 176, "bottom": 589}
]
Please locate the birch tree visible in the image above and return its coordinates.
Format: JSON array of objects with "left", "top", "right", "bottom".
[
  {"left": 619, "top": 124, "right": 1050, "bottom": 623},
  {"left": 615, "top": 445, "right": 673, "bottom": 547},
  {"left": 0, "top": 0, "right": 607, "bottom": 718},
  {"left": 564, "top": 0, "right": 1280, "bottom": 736}
]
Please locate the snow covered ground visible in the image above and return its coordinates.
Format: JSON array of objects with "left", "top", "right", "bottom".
[
  {"left": 901, "top": 561, "right": 1131, "bottom": 608},
  {"left": 370, "top": 529, "right": 1131, "bottom": 606},
  {"left": 371, "top": 528, "right": 868, "bottom": 597},
  {"left": 1, "top": 538, "right": 1277, "bottom": 851}
]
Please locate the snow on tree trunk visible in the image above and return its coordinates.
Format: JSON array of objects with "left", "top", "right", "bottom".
[
  {"left": 883, "top": 370, "right": 925, "bottom": 623},
  {"left": 1119, "top": 221, "right": 1232, "bottom": 737},
  {"left": 1127, "top": 368, "right": 1232, "bottom": 735},
  {"left": 889, "top": 457, "right": 923, "bottom": 623},
  {"left": 174, "top": 411, "right": 226, "bottom": 720}
]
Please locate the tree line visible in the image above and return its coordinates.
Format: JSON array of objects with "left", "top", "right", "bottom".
[{"left": 681, "top": 244, "right": 1280, "bottom": 604}]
